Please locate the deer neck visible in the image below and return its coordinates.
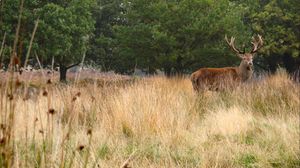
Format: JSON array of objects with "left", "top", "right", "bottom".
[{"left": 238, "top": 62, "right": 253, "bottom": 81}]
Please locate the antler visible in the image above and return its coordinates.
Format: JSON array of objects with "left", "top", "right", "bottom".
[
  {"left": 250, "top": 34, "right": 263, "bottom": 53},
  {"left": 225, "top": 35, "right": 244, "bottom": 55}
]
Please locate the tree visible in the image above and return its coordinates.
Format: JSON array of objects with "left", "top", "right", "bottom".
[
  {"left": 242, "top": 0, "right": 300, "bottom": 72},
  {"left": 87, "top": 0, "right": 124, "bottom": 71},
  {"left": 114, "top": 0, "right": 249, "bottom": 75},
  {"left": 37, "top": 0, "right": 95, "bottom": 81},
  {"left": 158, "top": 0, "right": 250, "bottom": 74},
  {"left": 0, "top": 0, "right": 96, "bottom": 81},
  {"left": 0, "top": 0, "right": 46, "bottom": 66},
  {"left": 113, "top": 0, "right": 168, "bottom": 74}
]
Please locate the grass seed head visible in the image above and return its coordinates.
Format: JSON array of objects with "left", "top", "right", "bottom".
[
  {"left": 42, "top": 90, "right": 48, "bottom": 97},
  {"left": 48, "top": 108, "right": 56, "bottom": 115},
  {"left": 0, "top": 138, "right": 6, "bottom": 145},
  {"left": 47, "top": 79, "right": 52, "bottom": 84},
  {"left": 0, "top": 124, "right": 5, "bottom": 130},
  {"left": 87, "top": 129, "right": 92, "bottom": 135},
  {"left": 7, "top": 94, "right": 13, "bottom": 101},
  {"left": 77, "top": 145, "right": 85, "bottom": 151}
]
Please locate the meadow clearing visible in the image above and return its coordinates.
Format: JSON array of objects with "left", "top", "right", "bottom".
[{"left": 0, "top": 70, "right": 299, "bottom": 168}]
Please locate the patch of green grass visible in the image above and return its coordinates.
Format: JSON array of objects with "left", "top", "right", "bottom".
[
  {"left": 244, "top": 135, "right": 255, "bottom": 145},
  {"left": 124, "top": 140, "right": 138, "bottom": 156},
  {"left": 284, "top": 156, "right": 300, "bottom": 168},
  {"left": 97, "top": 143, "right": 111, "bottom": 160},
  {"left": 170, "top": 148, "right": 200, "bottom": 167},
  {"left": 241, "top": 125, "right": 263, "bottom": 145},
  {"left": 270, "top": 156, "right": 300, "bottom": 168},
  {"left": 252, "top": 98, "right": 269, "bottom": 116},
  {"left": 270, "top": 148, "right": 300, "bottom": 168},
  {"left": 140, "top": 142, "right": 161, "bottom": 162},
  {"left": 237, "top": 153, "right": 258, "bottom": 168}
]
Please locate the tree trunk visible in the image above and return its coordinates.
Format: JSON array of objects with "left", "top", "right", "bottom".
[
  {"left": 164, "top": 66, "right": 172, "bottom": 77},
  {"left": 282, "top": 54, "right": 296, "bottom": 73},
  {"left": 175, "top": 56, "right": 184, "bottom": 76},
  {"left": 59, "top": 63, "right": 80, "bottom": 82},
  {"left": 59, "top": 65, "right": 67, "bottom": 82}
]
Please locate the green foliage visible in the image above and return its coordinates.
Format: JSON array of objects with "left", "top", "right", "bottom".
[
  {"left": 1, "top": 0, "right": 299, "bottom": 75},
  {"left": 87, "top": 0, "right": 124, "bottom": 70},
  {"left": 0, "top": 0, "right": 95, "bottom": 81},
  {"left": 244, "top": 0, "right": 300, "bottom": 72},
  {"left": 251, "top": 0, "right": 299, "bottom": 55},
  {"left": 37, "top": 0, "right": 95, "bottom": 65},
  {"left": 113, "top": 0, "right": 249, "bottom": 74},
  {"left": 0, "top": 0, "right": 32, "bottom": 62}
]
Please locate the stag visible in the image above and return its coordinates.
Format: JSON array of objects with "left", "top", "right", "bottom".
[{"left": 191, "top": 35, "right": 263, "bottom": 92}]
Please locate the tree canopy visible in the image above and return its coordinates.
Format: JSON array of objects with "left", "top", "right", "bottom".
[
  {"left": 0, "top": 0, "right": 299, "bottom": 80},
  {"left": 249, "top": 0, "right": 300, "bottom": 72}
]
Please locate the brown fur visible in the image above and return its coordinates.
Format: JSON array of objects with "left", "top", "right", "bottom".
[
  {"left": 191, "top": 35, "right": 263, "bottom": 92},
  {"left": 191, "top": 67, "right": 241, "bottom": 92}
]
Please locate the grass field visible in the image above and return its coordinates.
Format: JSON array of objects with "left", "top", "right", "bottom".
[{"left": 0, "top": 70, "right": 299, "bottom": 167}]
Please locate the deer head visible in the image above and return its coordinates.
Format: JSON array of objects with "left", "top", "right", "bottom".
[{"left": 225, "top": 35, "right": 263, "bottom": 71}]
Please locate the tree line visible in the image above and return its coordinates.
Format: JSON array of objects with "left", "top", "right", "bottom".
[{"left": 0, "top": 0, "right": 299, "bottom": 81}]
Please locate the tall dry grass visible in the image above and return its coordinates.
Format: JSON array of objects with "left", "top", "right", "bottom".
[{"left": 0, "top": 70, "right": 299, "bottom": 167}]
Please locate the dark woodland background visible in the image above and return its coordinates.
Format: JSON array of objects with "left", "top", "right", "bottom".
[{"left": 0, "top": 0, "right": 299, "bottom": 80}]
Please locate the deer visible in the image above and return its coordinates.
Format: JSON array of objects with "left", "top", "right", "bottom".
[{"left": 191, "top": 35, "right": 263, "bottom": 92}]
